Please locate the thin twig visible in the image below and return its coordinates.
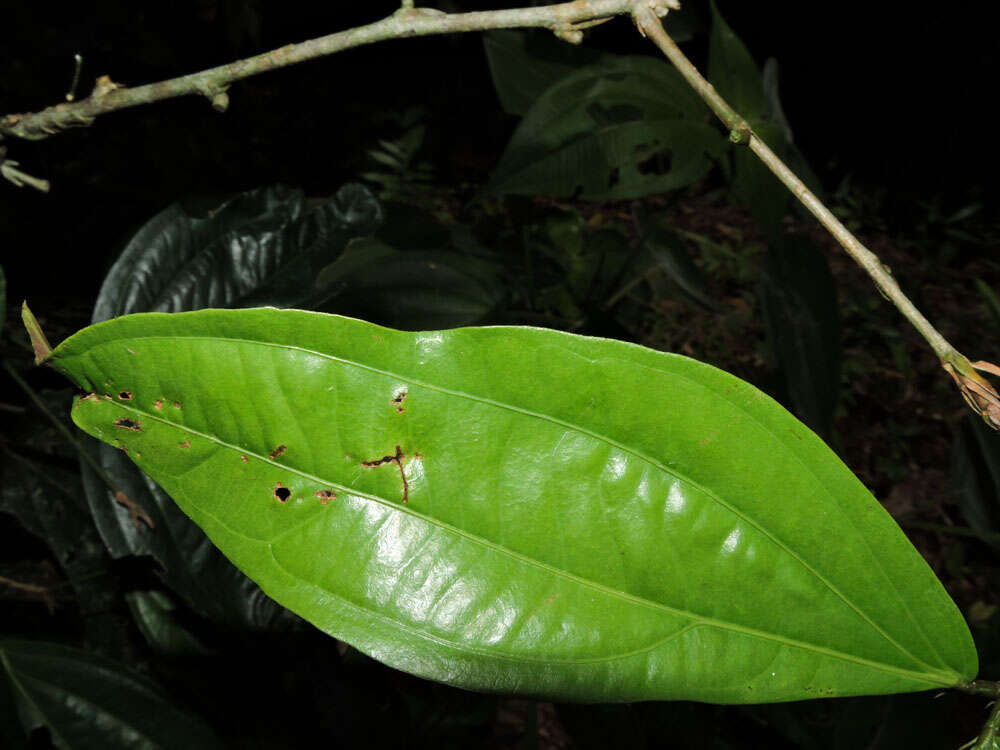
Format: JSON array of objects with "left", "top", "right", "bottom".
[
  {"left": 0, "top": 0, "right": 644, "bottom": 143},
  {"left": 632, "top": 8, "right": 1000, "bottom": 428},
  {"left": 0, "top": 574, "right": 51, "bottom": 595}
]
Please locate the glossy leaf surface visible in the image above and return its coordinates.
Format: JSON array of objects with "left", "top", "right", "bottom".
[
  {"left": 48, "top": 308, "right": 975, "bottom": 703},
  {"left": 0, "top": 640, "right": 219, "bottom": 749},
  {"left": 93, "top": 183, "right": 382, "bottom": 320},
  {"left": 488, "top": 57, "right": 724, "bottom": 200}
]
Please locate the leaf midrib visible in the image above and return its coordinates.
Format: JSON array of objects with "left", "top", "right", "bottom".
[{"left": 71, "top": 334, "right": 950, "bottom": 682}]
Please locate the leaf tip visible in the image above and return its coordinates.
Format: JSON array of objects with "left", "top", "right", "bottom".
[{"left": 21, "top": 301, "right": 53, "bottom": 365}]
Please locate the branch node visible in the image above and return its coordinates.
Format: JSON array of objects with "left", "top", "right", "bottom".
[
  {"left": 943, "top": 354, "right": 1000, "bottom": 430},
  {"left": 91, "top": 75, "right": 124, "bottom": 99},
  {"left": 211, "top": 92, "right": 230, "bottom": 112},
  {"left": 0, "top": 148, "right": 50, "bottom": 192},
  {"left": 729, "top": 125, "right": 752, "bottom": 145},
  {"left": 394, "top": 5, "right": 446, "bottom": 20},
  {"left": 646, "top": 0, "right": 681, "bottom": 18},
  {"left": 552, "top": 25, "right": 584, "bottom": 44}
]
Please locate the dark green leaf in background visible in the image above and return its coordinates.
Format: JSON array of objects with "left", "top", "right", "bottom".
[
  {"left": 483, "top": 30, "right": 610, "bottom": 117},
  {"left": 974, "top": 278, "right": 1000, "bottom": 333},
  {"left": 94, "top": 184, "right": 382, "bottom": 321},
  {"left": 708, "top": 1, "right": 768, "bottom": 122},
  {"left": 0, "top": 647, "right": 27, "bottom": 750},
  {"left": 762, "top": 58, "right": 795, "bottom": 145},
  {"left": 636, "top": 210, "right": 716, "bottom": 310},
  {"left": 753, "top": 691, "right": 959, "bottom": 750},
  {"left": 48, "top": 308, "right": 975, "bottom": 703},
  {"left": 125, "top": 590, "right": 213, "bottom": 656},
  {"left": 488, "top": 57, "right": 724, "bottom": 200},
  {"left": 0, "top": 387, "right": 127, "bottom": 657},
  {"left": 759, "top": 234, "right": 841, "bottom": 441},
  {"left": 0, "top": 640, "right": 220, "bottom": 749},
  {"left": 731, "top": 121, "right": 791, "bottom": 239},
  {"left": 315, "top": 213, "right": 507, "bottom": 330},
  {"left": 708, "top": 5, "right": 823, "bottom": 237},
  {"left": 953, "top": 416, "right": 1000, "bottom": 552}
]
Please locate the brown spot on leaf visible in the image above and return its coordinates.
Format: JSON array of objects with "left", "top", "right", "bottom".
[
  {"left": 240, "top": 455, "right": 248, "bottom": 463},
  {"left": 362, "top": 445, "right": 410, "bottom": 503},
  {"left": 172, "top": 401, "right": 182, "bottom": 409},
  {"left": 178, "top": 440, "right": 191, "bottom": 448},
  {"left": 114, "top": 418, "right": 141, "bottom": 431},
  {"left": 126, "top": 347, "right": 136, "bottom": 355},
  {"left": 273, "top": 482, "right": 291, "bottom": 503},
  {"left": 314, "top": 489, "right": 337, "bottom": 505},
  {"left": 154, "top": 399, "right": 164, "bottom": 410},
  {"left": 391, "top": 390, "right": 408, "bottom": 414},
  {"left": 269, "top": 445, "right": 287, "bottom": 459},
  {"left": 118, "top": 391, "right": 132, "bottom": 401}
]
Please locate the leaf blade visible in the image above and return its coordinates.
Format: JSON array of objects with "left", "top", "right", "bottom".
[{"left": 49, "top": 309, "right": 976, "bottom": 703}]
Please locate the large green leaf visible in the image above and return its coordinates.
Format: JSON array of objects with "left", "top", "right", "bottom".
[
  {"left": 488, "top": 57, "right": 724, "bottom": 200},
  {"left": 45, "top": 308, "right": 975, "bottom": 703},
  {"left": 0, "top": 640, "right": 219, "bottom": 749}
]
